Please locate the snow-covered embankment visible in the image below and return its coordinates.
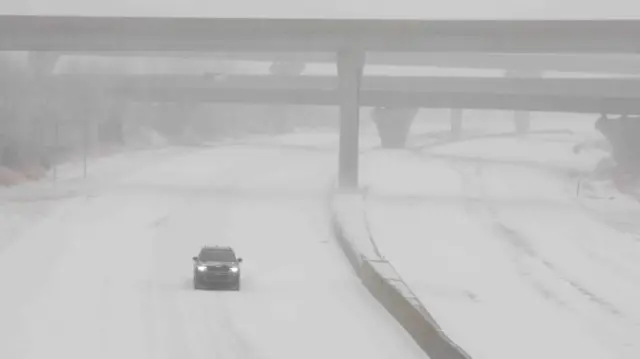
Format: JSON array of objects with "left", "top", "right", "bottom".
[{"left": 329, "top": 191, "right": 470, "bottom": 359}]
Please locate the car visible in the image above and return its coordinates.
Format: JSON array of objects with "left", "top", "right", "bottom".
[{"left": 192, "top": 246, "right": 242, "bottom": 291}]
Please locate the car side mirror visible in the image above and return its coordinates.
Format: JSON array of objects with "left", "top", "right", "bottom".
[
  {"left": 238, "top": 258, "right": 243, "bottom": 263},
  {"left": 192, "top": 256, "right": 198, "bottom": 261}
]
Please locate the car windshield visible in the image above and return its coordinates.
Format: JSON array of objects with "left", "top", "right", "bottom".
[{"left": 199, "top": 250, "right": 236, "bottom": 262}]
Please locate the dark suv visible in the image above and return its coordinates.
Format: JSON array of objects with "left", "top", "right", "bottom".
[{"left": 192, "top": 246, "right": 242, "bottom": 290}]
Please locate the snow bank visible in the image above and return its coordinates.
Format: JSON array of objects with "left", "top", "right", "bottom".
[{"left": 330, "top": 190, "right": 470, "bottom": 359}]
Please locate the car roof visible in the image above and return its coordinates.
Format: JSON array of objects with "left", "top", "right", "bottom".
[{"left": 201, "top": 246, "right": 234, "bottom": 252}]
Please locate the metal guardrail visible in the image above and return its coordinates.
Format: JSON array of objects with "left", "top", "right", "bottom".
[{"left": 329, "top": 190, "right": 472, "bottom": 359}]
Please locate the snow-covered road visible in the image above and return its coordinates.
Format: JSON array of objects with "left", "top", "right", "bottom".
[
  {"left": 0, "top": 138, "right": 426, "bottom": 359},
  {"left": 362, "top": 126, "right": 640, "bottom": 359}
]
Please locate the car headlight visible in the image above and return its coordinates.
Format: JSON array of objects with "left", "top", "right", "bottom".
[
  {"left": 230, "top": 266, "right": 239, "bottom": 273},
  {"left": 197, "top": 265, "right": 207, "bottom": 271}
]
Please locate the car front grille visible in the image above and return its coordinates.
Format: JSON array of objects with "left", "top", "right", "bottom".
[{"left": 206, "top": 266, "right": 229, "bottom": 274}]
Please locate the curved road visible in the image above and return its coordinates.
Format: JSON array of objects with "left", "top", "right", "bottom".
[{"left": 0, "top": 141, "right": 426, "bottom": 359}]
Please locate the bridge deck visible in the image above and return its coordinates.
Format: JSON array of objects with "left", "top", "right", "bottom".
[
  {"left": 36, "top": 74, "right": 640, "bottom": 99},
  {"left": 2, "top": 15, "right": 640, "bottom": 53},
  {"left": 1, "top": 0, "right": 640, "bottom": 19}
]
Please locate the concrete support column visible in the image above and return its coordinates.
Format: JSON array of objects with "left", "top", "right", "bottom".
[
  {"left": 372, "top": 106, "right": 418, "bottom": 148},
  {"left": 505, "top": 69, "right": 541, "bottom": 134},
  {"left": 451, "top": 108, "right": 463, "bottom": 138},
  {"left": 337, "top": 49, "right": 365, "bottom": 190}
]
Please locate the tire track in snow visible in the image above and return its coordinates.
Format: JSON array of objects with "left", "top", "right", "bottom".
[
  {"left": 448, "top": 161, "right": 574, "bottom": 308},
  {"left": 572, "top": 176, "right": 640, "bottom": 240},
  {"left": 145, "top": 151, "right": 279, "bottom": 359},
  {"left": 202, "top": 297, "right": 262, "bottom": 359},
  {"left": 492, "top": 221, "right": 627, "bottom": 318},
  {"left": 412, "top": 150, "right": 631, "bottom": 319},
  {"left": 578, "top": 245, "right": 640, "bottom": 286},
  {"left": 448, "top": 160, "right": 640, "bottom": 358},
  {"left": 492, "top": 222, "right": 572, "bottom": 309},
  {"left": 458, "top": 162, "right": 628, "bottom": 317}
]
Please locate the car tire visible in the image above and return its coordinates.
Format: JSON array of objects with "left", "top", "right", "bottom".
[
  {"left": 194, "top": 276, "right": 202, "bottom": 290},
  {"left": 234, "top": 280, "right": 241, "bottom": 291}
]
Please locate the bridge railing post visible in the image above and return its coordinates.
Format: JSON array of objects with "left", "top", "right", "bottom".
[{"left": 337, "top": 48, "right": 365, "bottom": 190}]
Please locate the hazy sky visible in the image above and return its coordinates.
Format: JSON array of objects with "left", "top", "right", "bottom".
[{"left": 2, "top": 0, "right": 640, "bottom": 19}]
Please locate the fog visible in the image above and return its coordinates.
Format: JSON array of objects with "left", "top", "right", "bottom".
[{"left": 2, "top": 5, "right": 640, "bottom": 359}]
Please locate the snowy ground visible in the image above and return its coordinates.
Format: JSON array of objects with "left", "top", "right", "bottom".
[
  {"left": 360, "top": 115, "right": 640, "bottom": 359},
  {"left": 0, "top": 133, "right": 426, "bottom": 359}
]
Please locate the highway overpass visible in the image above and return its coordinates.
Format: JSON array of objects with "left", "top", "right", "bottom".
[
  {"left": 29, "top": 74, "right": 640, "bottom": 114},
  {"left": 3, "top": 15, "right": 640, "bottom": 187},
  {"left": 53, "top": 51, "right": 640, "bottom": 76},
  {"left": 3, "top": 16, "right": 640, "bottom": 53}
]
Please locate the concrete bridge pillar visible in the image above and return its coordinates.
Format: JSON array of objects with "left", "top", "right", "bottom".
[
  {"left": 505, "top": 69, "right": 542, "bottom": 134},
  {"left": 371, "top": 106, "right": 419, "bottom": 148},
  {"left": 337, "top": 49, "right": 365, "bottom": 190},
  {"left": 149, "top": 101, "right": 195, "bottom": 141}
]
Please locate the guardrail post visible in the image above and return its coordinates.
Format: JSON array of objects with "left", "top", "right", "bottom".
[{"left": 337, "top": 48, "right": 365, "bottom": 190}]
